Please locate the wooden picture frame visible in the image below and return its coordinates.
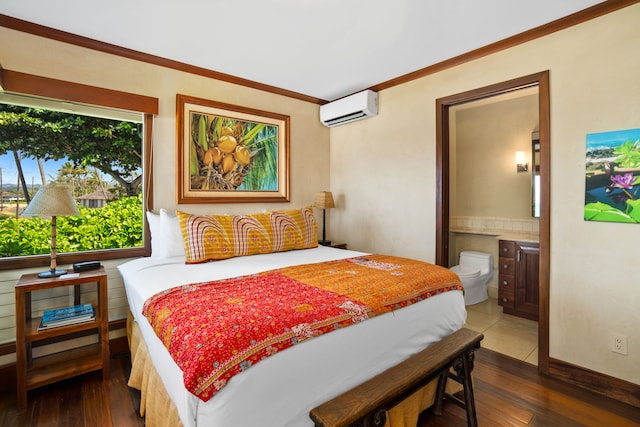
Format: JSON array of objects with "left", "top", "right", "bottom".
[{"left": 177, "top": 94, "right": 290, "bottom": 204}]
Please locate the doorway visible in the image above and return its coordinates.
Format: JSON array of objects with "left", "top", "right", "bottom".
[{"left": 435, "top": 71, "right": 550, "bottom": 374}]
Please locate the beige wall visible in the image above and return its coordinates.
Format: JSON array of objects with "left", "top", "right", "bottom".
[
  {"left": 330, "top": 4, "right": 640, "bottom": 385},
  {"left": 453, "top": 93, "right": 538, "bottom": 219},
  {"left": 0, "top": 27, "right": 330, "bottom": 356}
]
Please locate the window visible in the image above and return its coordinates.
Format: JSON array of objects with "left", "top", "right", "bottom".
[{"left": 0, "top": 70, "right": 158, "bottom": 270}]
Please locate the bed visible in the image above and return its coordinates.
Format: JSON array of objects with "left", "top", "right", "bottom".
[{"left": 118, "top": 208, "right": 467, "bottom": 427}]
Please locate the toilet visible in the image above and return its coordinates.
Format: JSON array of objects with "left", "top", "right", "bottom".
[{"left": 450, "top": 251, "right": 493, "bottom": 306}]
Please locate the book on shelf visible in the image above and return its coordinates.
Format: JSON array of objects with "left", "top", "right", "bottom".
[{"left": 38, "top": 303, "right": 95, "bottom": 330}]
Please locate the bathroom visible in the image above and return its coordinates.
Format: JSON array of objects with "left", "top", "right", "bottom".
[{"left": 448, "top": 87, "right": 540, "bottom": 364}]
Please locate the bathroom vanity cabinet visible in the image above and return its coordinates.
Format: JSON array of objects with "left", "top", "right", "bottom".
[{"left": 498, "top": 239, "right": 539, "bottom": 321}]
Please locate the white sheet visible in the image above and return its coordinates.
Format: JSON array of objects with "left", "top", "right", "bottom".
[{"left": 118, "top": 246, "right": 466, "bottom": 427}]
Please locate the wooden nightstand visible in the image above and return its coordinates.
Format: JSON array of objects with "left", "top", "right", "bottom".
[
  {"left": 14, "top": 267, "right": 109, "bottom": 408},
  {"left": 329, "top": 242, "right": 347, "bottom": 249}
]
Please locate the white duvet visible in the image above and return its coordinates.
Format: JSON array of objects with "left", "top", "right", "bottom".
[{"left": 118, "top": 245, "right": 466, "bottom": 427}]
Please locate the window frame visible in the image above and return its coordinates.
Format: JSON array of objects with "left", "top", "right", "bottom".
[{"left": 0, "top": 69, "right": 158, "bottom": 270}]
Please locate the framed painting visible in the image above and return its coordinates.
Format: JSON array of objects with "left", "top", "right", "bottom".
[
  {"left": 177, "top": 94, "right": 290, "bottom": 203},
  {"left": 585, "top": 128, "right": 640, "bottom": 223}
]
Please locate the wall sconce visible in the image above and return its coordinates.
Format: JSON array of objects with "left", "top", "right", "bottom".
[{"left": 515, "top": 151, "right": 528, "bottom": 173}]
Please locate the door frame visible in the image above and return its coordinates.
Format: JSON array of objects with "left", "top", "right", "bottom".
[{"left": 435, "top": 70, "right": 550, "bottom": 374}]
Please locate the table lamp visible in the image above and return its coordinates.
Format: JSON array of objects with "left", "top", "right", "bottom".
[
  {"left": 22, "top": 184, "right": 80, "bottom": 278},
  {"left": 313, "top": 191, "right": 335, "bottom": 246}
]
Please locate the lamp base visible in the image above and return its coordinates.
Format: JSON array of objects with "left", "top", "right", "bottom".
[
  {"left": 37, "top": 269, "right": 68, "bottom": 278},
  {"left": 318, "top": 240, "right": 332, "bottom": 246}
]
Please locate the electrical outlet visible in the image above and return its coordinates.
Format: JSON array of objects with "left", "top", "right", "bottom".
[{"left": 612, "top": 334, "right": 628, "bottom": 355}]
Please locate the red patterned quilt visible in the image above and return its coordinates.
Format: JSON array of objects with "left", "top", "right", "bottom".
[{"left": 142, "top": 254, "right": 463, "bottom": 401}]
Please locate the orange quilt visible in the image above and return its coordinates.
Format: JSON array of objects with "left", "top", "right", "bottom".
[{"left": 142, "top": 255, "right": 463, "bottom": 401}]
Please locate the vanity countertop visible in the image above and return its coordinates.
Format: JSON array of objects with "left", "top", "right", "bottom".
[
  {"left": 450, "top": 228, "right": 500, "bottom": 236},
  {"left": 450, "top": 228, "right": 539, "bottom": 243},
  {"left": 496, "top": 232, "right": 539, "bottom": 243}
]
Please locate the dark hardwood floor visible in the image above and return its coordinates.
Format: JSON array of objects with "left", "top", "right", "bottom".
[
  {"left": 419, "top": 349, "right": 640, "bottom": 427},
  {"left": 1, "top": 348, "right": 639, "bottom": 426},
  {"left": 0, "top": 353, "right": 144, "bottom": 427}
]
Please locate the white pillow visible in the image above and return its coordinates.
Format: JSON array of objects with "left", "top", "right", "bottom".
[
  {"left": 160, "top": 209, "right": 186, "bottom": 258},
  {"left": 146, "top": 211, "right": 161, "bottom": 257}
]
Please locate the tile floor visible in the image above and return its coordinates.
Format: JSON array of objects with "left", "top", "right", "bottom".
[{"left": 464, "top": 297, "right": 539, "bottom": 365}]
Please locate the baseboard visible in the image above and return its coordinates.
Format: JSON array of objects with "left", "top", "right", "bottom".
[
  {"left": 548, "top": 357, "right": 640, "bottom": 408},
  {"left": 0, "top": 319, "right": 129, "bottom": 394}
]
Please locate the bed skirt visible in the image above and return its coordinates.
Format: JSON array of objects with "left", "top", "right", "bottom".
[
  {"left": 127, "top": 313, "right": 184, "bottom": 427},
  {"left": 126, "top": 312, "right": 460, "bottom": 427}
]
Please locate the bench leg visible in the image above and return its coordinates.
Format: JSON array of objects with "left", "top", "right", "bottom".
[
  {"left": 431, "top": 370, "right": 449, "bottom": 415},
  {"left": 452, "top": 348, "right": 478, "bottom": 427}
]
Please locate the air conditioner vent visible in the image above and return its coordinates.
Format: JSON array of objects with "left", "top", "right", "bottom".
[{"left": 320, "top": 90, "right": 378, "bottom": 127}]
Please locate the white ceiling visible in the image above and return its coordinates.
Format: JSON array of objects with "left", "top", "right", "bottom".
[{"left": 1, "top": 0, "right": 603, "bottom": 101}]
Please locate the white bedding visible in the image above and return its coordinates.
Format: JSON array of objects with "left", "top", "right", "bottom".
[{"left": 118, "top": 245, "right": 466, "bottom": 427}]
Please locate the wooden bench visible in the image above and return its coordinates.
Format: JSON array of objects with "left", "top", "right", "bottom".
[{"left": 309, "top": 327, "right": 484, "bottom": 427}]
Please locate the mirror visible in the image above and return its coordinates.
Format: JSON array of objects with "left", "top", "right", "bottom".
[{"left": 532, "top": 132, "right": 540, "bottom": 217}]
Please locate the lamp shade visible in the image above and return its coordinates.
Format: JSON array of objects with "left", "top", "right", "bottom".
[
  {"left": 313, "top": 191, "right": 335, "bottom": 209},
  {"left": 22, "top": 185, "right": 80, "bottom": 219}
]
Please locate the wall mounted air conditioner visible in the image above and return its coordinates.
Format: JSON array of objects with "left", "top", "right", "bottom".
[{"left": 320, "top": 90, "right": 378, "bottom": 127}]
